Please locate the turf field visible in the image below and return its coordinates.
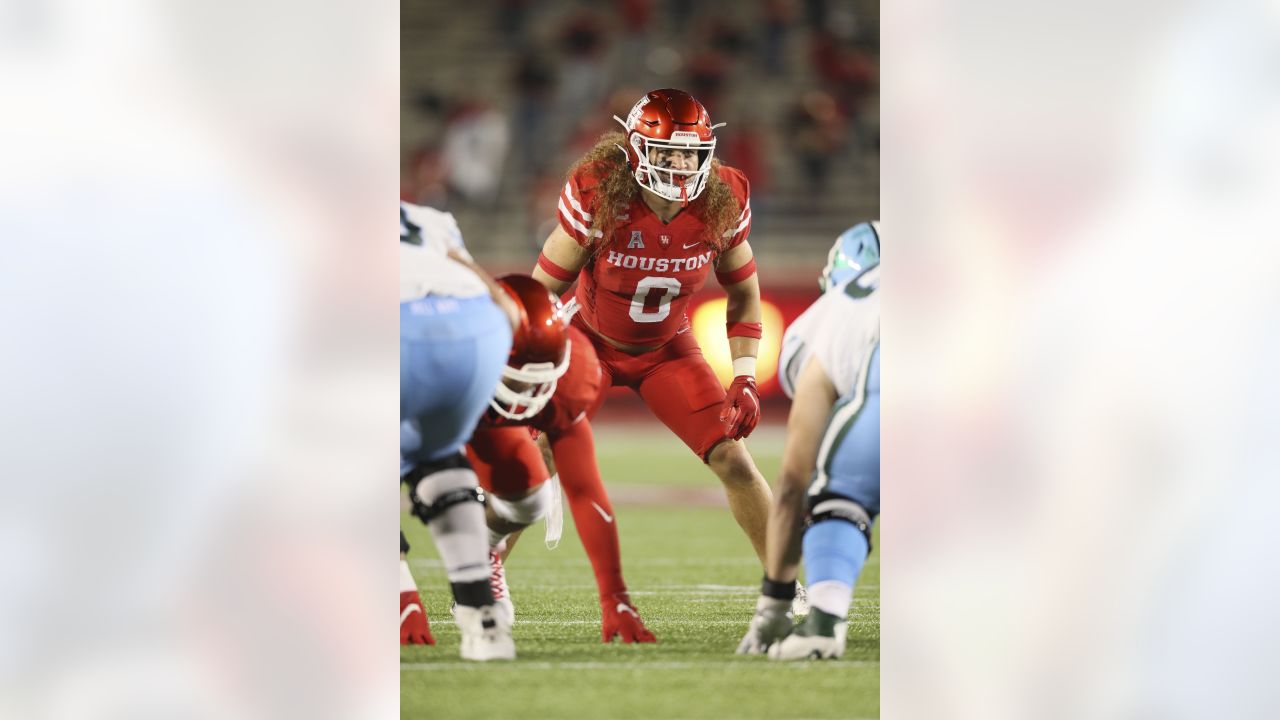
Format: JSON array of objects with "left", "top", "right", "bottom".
[{"left": 401, "top": 425, "right": 880, "bottom": 720}]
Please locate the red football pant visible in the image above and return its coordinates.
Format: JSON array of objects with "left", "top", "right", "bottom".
[{"left": 583, "top": 322, "right": 729, "bottom": 462}]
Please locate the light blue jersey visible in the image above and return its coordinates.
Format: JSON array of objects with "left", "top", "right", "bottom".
[
  {"left": 805, "top": 265, "right": 881, "bottom": 519},
  {"left": 400, "top": 295, "right": 511, "bottom": 472},
  {"left": 813, "top": 344, "right": 880, "bottom": 516},
  {"left": 399, "top": 202, "right": 512, "bottom": 474}
]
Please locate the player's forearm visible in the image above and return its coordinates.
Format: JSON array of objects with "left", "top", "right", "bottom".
[
  {"left": 550, "top": 422, "right": 627, "bottom": 599},
  {"left": 531, "top": 265, "right": 574, "bottom": 297},
  {"left": 725, "top": 280, "right": 762, "bottom": 372},
  {"left": 724, "top": 279, "right": 762, "bottom": 327},
  {"left": 764, "top": 472, "right": 808, "bottom": 581},
  {"left": 728, "top": 336, "right": 760, "bottom": 364},
  {"left": 765, "top": 361, "right": 839, "bottom": 582},
  {"left": 547, "top": 422, "right": 595, "bottom": 497},
  {"left": 545, "top": 420, "right": 604, "bottom": 499}
]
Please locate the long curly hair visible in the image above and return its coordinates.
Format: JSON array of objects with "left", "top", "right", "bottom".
[{"left": 569, "top": 131, "right": 741, "bottom": 256}]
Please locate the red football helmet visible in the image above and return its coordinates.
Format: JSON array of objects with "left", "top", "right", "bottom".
[
  {"left": 491, "top": 275, "right": 575, "bottom": 420},
  {"left": 614, "top": 88, "right": 724, "bottom": 205}
]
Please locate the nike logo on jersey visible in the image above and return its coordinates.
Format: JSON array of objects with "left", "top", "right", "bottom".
[
  {"left": 616, "top": 603, "right": 638, "bottom": 617},
  {"left": 591, "top": 502, "right": 614, "bottom": 523},
  {"left": 401, "top": 603, "right": 423, "bottom": 623},
  {"left": 683, "top": 242, "right": 700, "bottom": 249}
]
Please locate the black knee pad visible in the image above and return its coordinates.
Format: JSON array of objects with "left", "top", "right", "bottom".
[
  {"left": 807, "top": 491, "right": 874, "bottom": 553},
  {"left": 413, "top": 485, "right": 486, "bottom": 523},
  {"left": 401, "top": 451, "right": 471, "bottom": 487},
  {"left": 402, "top": 452, "right": 487, "bottom": 523}
]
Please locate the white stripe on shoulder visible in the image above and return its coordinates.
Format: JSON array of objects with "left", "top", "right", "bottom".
[
  {"left": 562, "top": 182, "right": 592, "bottom": 222},
  {"left": 723, "top": 207, "right": 752, "bottom": 237},
  {"left": 558, "top": 199, "right": 603, "bottom": 239}
]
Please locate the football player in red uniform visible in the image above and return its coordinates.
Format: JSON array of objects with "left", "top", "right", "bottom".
[
  {"left": 531, "top": 88, "right": 774, "bottom": 570},
  {"left": 468, "top": 275, "right": 656, "bottom": 643}
]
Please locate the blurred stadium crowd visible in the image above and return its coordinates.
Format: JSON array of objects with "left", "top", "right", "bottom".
[{"left": 401, "top": 0, "right": 879, "bottom": 273}]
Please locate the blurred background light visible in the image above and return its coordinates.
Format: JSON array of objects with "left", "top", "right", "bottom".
[{"left": 690, "top": 296, "right": 785, "bottom": 387}]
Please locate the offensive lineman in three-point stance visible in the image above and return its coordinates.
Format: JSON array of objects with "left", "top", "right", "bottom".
[
  {"left": 400, "top": 201, "right": 519, "bottom": 660},
  {"left": 738, "top": 222, "right": 881, "bottom": 660}
]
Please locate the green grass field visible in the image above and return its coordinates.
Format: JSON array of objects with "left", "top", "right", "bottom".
[{"left": 401, "top": 426, "right": 880, "bottom": 720}]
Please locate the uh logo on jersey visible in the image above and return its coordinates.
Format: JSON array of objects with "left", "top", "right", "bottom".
[{"left": 626, "top": 230, "right": 675, "bottom": 251}]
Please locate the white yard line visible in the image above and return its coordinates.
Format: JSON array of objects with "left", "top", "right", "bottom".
[
  {"left": 424, "top": 619, "right": 880, "bottom": 626},
  {"left": 411, "top": 557, "right": 769, "bottom": 569},
  {"left": 402, "top": 659, "right": 879, "bottom": 671},
  {"left": 411, "top": 556, "right": 878, "bottom": 570},
  {"left": 412, "top": 582, "right": 878, "bottom": 593}
]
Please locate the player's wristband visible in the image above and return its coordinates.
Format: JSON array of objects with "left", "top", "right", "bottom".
[
  {"left": 716, "top": 258, "right": 757, "bottom": 285},
  {"left": 726, "top": 321, "right": 762, "bottom": 340},
  {"left": 732, "top": 357, "right": 757, "bottom": 379},
  {"left": 761, "top": 576, "right": 797, "bottom": 601},
  {"left": 537, "top": 252, "right": 578, "bottom": 283}
]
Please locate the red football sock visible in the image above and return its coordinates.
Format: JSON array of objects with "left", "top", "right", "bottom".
[{"left": 550, "top": 420, "right": 628, "bottom": 600}]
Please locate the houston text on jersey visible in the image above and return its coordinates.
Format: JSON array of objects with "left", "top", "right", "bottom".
[{"left": 603, "top": 250, "right": 714, "bottom": 274}]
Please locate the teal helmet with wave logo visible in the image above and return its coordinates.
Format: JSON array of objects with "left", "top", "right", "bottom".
[{"left": 819, "top": 221, "right": 880, "bottom": 292}]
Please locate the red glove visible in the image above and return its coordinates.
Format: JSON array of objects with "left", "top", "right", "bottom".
[
  {"left": 720, "top": 376, "right": 761, "bottom": 440},
  {"left": 400, "top": 589, "right": 435, "bottom": 645},
  {"left": 601, "top": 593, "right": 657, "bottom": 644}
]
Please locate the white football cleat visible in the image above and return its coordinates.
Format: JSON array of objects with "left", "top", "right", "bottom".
[
  {"left": 791, "top": 582, "right": 810, "bottom": 618},
  {"left": 488, "top": 548, "right": 515, "bottom": 626},
  {"left": 455, "top": 604, "right": 515, "bottom": 661},
  {"left": 768, "top": 611, "right": 847, "bottom": 661},
  {"left": 736, "top": 596, "right": 793, "bottom": 655}
]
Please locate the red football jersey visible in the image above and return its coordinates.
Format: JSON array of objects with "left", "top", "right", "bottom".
[
  {"left": 479, "top": 326, "right": 604, "bottom": 436},
  {"left": 557, "top": 163, "right": 752, "bottom": 346}
]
